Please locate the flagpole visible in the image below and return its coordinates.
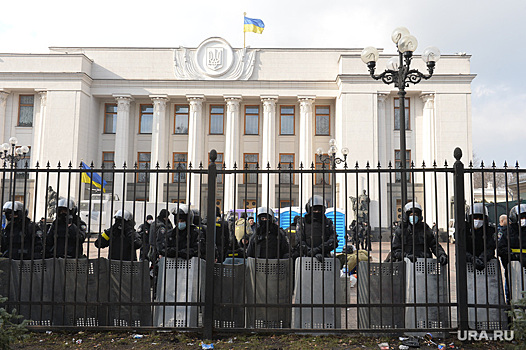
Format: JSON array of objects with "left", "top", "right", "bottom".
[{"left": 243, "top": 12, "right": 246, "bottom": 48}]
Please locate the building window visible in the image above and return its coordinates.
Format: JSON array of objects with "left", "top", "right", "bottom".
[
  {"left": 172, "top": 152, "right": 187, "bottom": 183},
  {"left": 244, "top": 153, "right": 259, "bottom": 184},
  {"left": 245, "top": 106, "right": 259, "bottom": 135},
  {"left": 394, "top": 98, "right": 410, "bottom": 130},
  {"left": 104, "top": 104, "right": 117, "bottom": 134},
  {"left": 174, "top": 105, "right": 189, "bottom": 134},
  {"left": 395, "top": 149, "right": 411, "bottom": 183},
  {"left": 102, "top": 152, "right": 114, "bottom": 183},
  {"left": 280, "top": 200, "right": 294, "bottom": 208},
  {"left": 137, "top": 152, "right": 151, "bottom": 183},
  {"left": 18, "top": 95, "right": 34, "bottom": 127},
  {"left": 315, "top": 105, "right": 330, "bottom": 136},
  {"left": 210, "top": 105, "right": 224, "bottom": 135},
  {"left": 243, "top": 199, "right": 257, "bottom": 209},
  {"left": 139, "top": 104, "right": 153, "bottom": 134},
  {"left": 279, "top": 153, "right": 295, "bottom": 184},
  {"left": 315, "top": 154, "right": 330, "bottom": 185},
  {"left": 280, "top": 105, "right": 295, "bottom": 135},
  {"left": 209, "top": 152, "right": 224, "bottom": 184},
  {"left": 15, "top": 147, "right": 31, "bottom": 179}
]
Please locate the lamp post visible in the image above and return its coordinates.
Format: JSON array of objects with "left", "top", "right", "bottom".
[
  {"left": 316, "top": 139, "right": 349, "bottom": 207},
  {"left": 1, "top": 137, "right": 30, "bottom": 200},
  {"left": 361, "top": 27, "right": 440, "bottom": 206}
]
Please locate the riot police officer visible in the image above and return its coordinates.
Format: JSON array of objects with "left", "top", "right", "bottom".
[
  {"left": 297, "top": 195, "right": 337, "bottom": 262},
  {"left": 95, "top": 210, "right": 142, "bottom": 261},
  {"left": 246, "top": 207, "right": 289, "bottom": 259},
  {"left": 498, "top": 204, "right": 526, "bottom": 268},
  {"left": 392, "top": 201, "right": 448, "bottom": 265},
  {"left": 46, "top": 197, "right": 86, "bottom": 258},
  {"left": 465, "top": 203, "right": 496, "bottom": 271},
  {"left": 161, "top": 204, "right": 200, "bottom": 260},
  {"left": 1, "top": 201, "right": 43, "bottom": 259}
]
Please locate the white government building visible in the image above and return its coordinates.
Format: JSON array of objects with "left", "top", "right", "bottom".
[{"left": 0, "top": 37, "right": 474, "bottom": 229}]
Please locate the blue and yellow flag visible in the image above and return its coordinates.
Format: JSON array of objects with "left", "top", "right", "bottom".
[
  {"left": 81, "top": 161, "right": 107, "bottom": 192},
  {"left": 244, "top": 16, "right": 264, "bottom": 34}
]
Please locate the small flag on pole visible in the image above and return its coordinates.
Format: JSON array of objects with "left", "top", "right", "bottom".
[
  {"left": 244, "top": 16, "right": 265, "bottom": 34},
  {"left": 81, "top": 161, "right": 107, "bottom": 192}
]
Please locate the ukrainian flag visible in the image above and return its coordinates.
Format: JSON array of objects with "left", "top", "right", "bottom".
[
  {"left": 81, "top": 161, "right": 107, "bottom": 193},
  {"left": 244, "top": 16, "right": 264, "bottom": 34}
]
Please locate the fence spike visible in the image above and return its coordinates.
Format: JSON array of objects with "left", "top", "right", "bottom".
[
  {"left": 188, "top": 161, "right": 193, "bottom": 169},
  {"left": 433, "top": 160, "right": 437, "bottom": 168},
  {"left": 366, "top": 161, "right": 370, "bottom": 169},
  {"left": 377, "top": 161, "right": 381, "bottom": 168},
  {"left": 516, "top": 160, "right": 520, "bottom": 168},
  {"left": 504, "top": 161, "right": 508, "bottom": 169},
  {"left": 167, "top": 161, "right": 171, "bottom": 169},
  {"left": 444, "top": 160, "right": 448, "bottom": 167},
  {"left": 155, "top": 161, "right": 160, "bottom": 169},
  {"left": 133, "top": 162, "right": 138, "bottom": 169},
  {"left": 492, "top": 161, "right": 496, "bottom": 169},
  {"left": 480, "top": 160, "right": 485, "bottom": 168},
  {"left": 266, "top": 162, "right": 271, "bottom": 170},
  {"left": 46, "top": 161, "right": 51, "bottom": 168},
  {"left": 68, "top": 161, "right": 72, "bottom": 168},
  {"left": 355, "top": 161, "right": 359, "bottom": 169},
  {"left": 468, "top": 160, "right": 473, "bottom": 168},
  {"left": 57, "top": 161, "right": 62, "bottom": 168},
  {"left": 387, "top": 161, "right": 392, "bottom": 169},
  {"left": 422, "top": 160, "right": 426, "bottom": 168}
]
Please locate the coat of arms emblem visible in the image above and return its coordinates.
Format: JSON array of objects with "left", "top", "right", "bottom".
[{"left": 206, "top": 47, "right": 223, "bottom": 70}]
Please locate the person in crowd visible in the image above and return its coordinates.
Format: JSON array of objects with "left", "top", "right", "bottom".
[
  {"left": 465, "top": 203, "right": 496, "bottom": 271},
  {"left": 214, "top": 206, "right": 235, "bottom": 262},
  {"left": 95, "top": 210, "right": 142, "bottom": 261},
  {"left": 37, "top": 217, "right": 49, "bottom": 234},
  {"left": 362, "top": 221, "right": 372, "bottom": 251},
  {"left": 498, "top": 204, "right": 526, "bottom": 268},
  {"left": 284, "top": 215, "right": 301, "bottom": 259},
  {"left": 391, "top": 201, "right": 448, "bottom": 265},
  {"left": 247, "top": 216, "right": 256, "bottom": 236},
  {"left": 296, "top": 195, "right": 338, "bottom": 262},
  {"left": 45, "top": 198, "right": 86, "bottom": 258},
  {"left": 149, "top": 208, "right": 172, "bottom": 261},
  {"left": 1, "top": 201, "right": 43, "bottom": 260},
  {"left": 160, "top": 205, "right": 200, "bottom": 260},
  {"left": 246, "top": 207, "right": 289, "bottom": 259},
  {"left": 235, "top": 212, "right": 253, "bottom": 243},
  {"left": 137, "top": 214, "right": 153, "bottom": 261},
  {"left": 498, "top": 214, "right": 508, "bottom": 241}
]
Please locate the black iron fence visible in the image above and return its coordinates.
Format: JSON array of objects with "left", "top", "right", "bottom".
[{"left": 0, "top": 148, "right": 525, "bottom": 337}]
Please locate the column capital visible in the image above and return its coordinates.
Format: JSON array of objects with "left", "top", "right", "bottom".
[
  {"left": 150, "top": 94, "right": 169, "bottom": 103},
  {"left": 113, "top": 94, "right": 134, "bottom": 102},
  {"left": 224, "top": 95, "right": 242, "bottom": 102},
  {"left": 0, "top": 90, "right": 9, "bottom": 105},
  {"left": 187, "top": 94, "right": 205, "bottom": 102},
  {"left": 37, "top": 90, "right": 48, "bottom": 107},
  {"left": 420, "top": 92, "right": 435, "bottom": 104},
  {"left": 377, "top": 92, "right": 389, "bottom": 103},
  {"left": 261, "top": 95, "right": 278, "bottom": 102},
  {"left": 298, "top": 95, "right": 316, "bottom": 103}
]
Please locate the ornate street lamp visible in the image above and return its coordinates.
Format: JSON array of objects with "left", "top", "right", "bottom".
[
  {"left": 361, "top": 27, "right": 440, "bottom": 206},
  {"left": 1, "top": 137, "right": 30, "bottom": 168},
  {"left": 316, "top": 139, "right": 349, "bottom": 207}
]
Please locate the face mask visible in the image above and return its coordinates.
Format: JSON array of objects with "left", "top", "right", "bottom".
[
  {"left": 4, "top": 211, "right": 12, "bottom": 221},
  {"left": 147, "top": 219, "right": 153, "bottom": 224},
  {"left": 521, "top": 218, "right": 526, "bottom": 227},
  {"left": 178, "top": 222, "right": 187, "bottom": 231},
  {"left": 408, "top": 216, "right": 418, "bottom": 225},
  {"left": 473, "top": 219, "right": 484, "bottom": 229}
]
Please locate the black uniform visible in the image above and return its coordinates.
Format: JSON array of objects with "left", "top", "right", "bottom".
[
  {"left": 137, "top": 220, "right": 151, "bottom": 261},
  {"left": 392, "top": 222, "right": 447, "bottom": 262},
  {"left": 296, "top": 213, "right": 338, "bottom": 260},
  {"left": 246, "top": 220, "right": 289, "bottom": 259},
  {"left": 465, "top": 221, "right": 496, "bottom": 270},
  {"left": 1, "top": 217, "right": 43, "bottom": 260},
  {"left": 498, "top": 223, "right": 526, "bottom": 268},
  {"left": 95, "top": 220, "right": 142, "bottom": 261},
  {"left": 45, "top": 219, "right": 85, "bottom": 258},
  {"left": 162, "top": 224, "right": 200, "bottom": 259},
  {"left": 151, "top": 211, "right": 172, "bottom": 259}
]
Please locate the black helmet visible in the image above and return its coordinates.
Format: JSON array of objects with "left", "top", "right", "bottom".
[
  {"left": 172, "top": 204, "right": 193, "bottom": 224},
  {"left": 465, "top": 203, "right": 488, "bottom": 222},
  {"left": 256, "top": 206, "right": 275, "bottom": 222},
  {"left": 403, "top": 201, "right": 423, "bottom": 223},
  {"left": 509, "top": 204, "right": 526, "bottom": 225},
  {"left": 191, "top": 208, "right": 201, "bottom": 226},
  {"left": 114, "top": 209, "right": 133, "bottom": 221},
  {"left": 306, "top": 195, "right": 327, "bottom": 214}
]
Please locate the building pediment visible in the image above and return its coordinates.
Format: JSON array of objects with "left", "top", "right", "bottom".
[{"left": 174, "top": 37, "right": 258, "bottom": 80}]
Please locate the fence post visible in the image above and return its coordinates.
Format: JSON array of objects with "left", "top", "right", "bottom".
[
  {"left": 203, "top": 150, "right": 217, "bottom": 339},
  {"left": 453, "top": 147, "right": 468, "bottom": 331}
]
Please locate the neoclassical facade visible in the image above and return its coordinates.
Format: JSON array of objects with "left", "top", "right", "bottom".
[{"left": 0, "top": 37, "right": 475, "bottom": 229}]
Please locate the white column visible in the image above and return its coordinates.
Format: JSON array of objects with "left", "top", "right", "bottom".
[
  {"left": 298, "top": 96, "right": 315, "bottom": 208},
  {"left": 261, "top": 96, "right": 278, "bottom": 208},
  {"left": 377, "top": 93, "right": 389, "bottom": 226},
  {"left": 113, "top": 94, "right": 133, "bottom": 201},
  {"left": 149, "top": 95, "right": 169, "bottom": 203},
  {"left": 33, "top": 91, "right": 48, "bottom": 219},
  {"left": 421, "top": 93, "right": 436, "bottom": 222},
  {"left": 186, "top": 95, "right": 205, "bottom": 208},
  {"left": 0, "top": 90, "right": 9, "bottom": 145},
  {"left": 223, "top": 96, "right": 241, "bottom": 212}
]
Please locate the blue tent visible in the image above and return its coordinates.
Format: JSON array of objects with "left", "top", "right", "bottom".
[
  {"left": 325, "top": 208, "right": 346, "bottom": 253},
  {"left": 278, "top": 207, "right": 301, "bottom": 229}
]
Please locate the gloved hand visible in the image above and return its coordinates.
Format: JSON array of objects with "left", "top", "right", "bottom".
[
  {"left": 315, "top": 253, "right": 324, "bottom": 263},
  {"left": 405, "top": 254, "right": 416, "bottom": 263},
  {"left": 438, "top": 254, "right": 448, "bottom": 266},
  {"left": 165, "top": 247, "right": 177, "bottom": 258},
  {"left": 147, "top": 246, "right": 155, "bottom": 261},
  {"left": 177, "top": 250, "right": 189, "bottom": 260},
  {"left": 474, "top": 257, "right": 485, "bottom": 271}
]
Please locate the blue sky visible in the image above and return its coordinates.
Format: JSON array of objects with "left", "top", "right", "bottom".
[{"left": 1, "top": 0, "right": 524, "bottom": 167}]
